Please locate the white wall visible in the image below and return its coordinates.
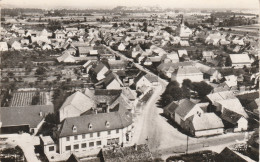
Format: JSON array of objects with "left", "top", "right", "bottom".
[
  {"left": 234, "top": 117, "right": 248, "bottom": 132},
  {"left": 195, "top": 128, "right": 224, "bottom": 137},
  {"left": 59, "top": 125, "right": 132, "bottom": 154},
  {"left": 59, "top": 106, "right": 82, "bottom": 122}
]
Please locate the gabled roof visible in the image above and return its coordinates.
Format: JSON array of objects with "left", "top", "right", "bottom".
[
  {"left": 59, "top": 110, "right": 132, "bottom": 137},
  {"left": 66, "top": 154, "right": 80, "bottom": 162},
  {"left": 220, "top": 109, "right": 245, "bottom": 125},
  {"left": 177, "top": 66, "right": 202, "bottom": 75},
  {"left": 217, "top": 98, "right": 248, "bottom": 118},
  {"left": 164, "top": 101, "right": 179, "bottom": 114},
  {"left": 0, "top": 105, "right": 54, "bottom": 128},
  {"left": 229, "top": 54, "right": 251, "bottom": 64},
  {"left": 59, "top": 91, "right": 96, "bottom": 114},
  {"left": 190, "top": 113, "right": 224, "bottom": 131},
  {"left": 207, "top": 91, "right": 236, "bottom": 103},
  {"left": 175, "top": 99, "right": 196, "bottom": 118},
  {"left": 218, "top": 147, "right": 255, "bottom": 162},
  {"left": 103, "top": 71, "right": 123, "bottom": 87},
  {"left": 93, "top": 63, "right": 109, "bottom": 74}
]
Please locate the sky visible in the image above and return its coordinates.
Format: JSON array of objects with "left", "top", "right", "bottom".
[{"left": 1, "top": 0, "right": 260, "bottom": 9}]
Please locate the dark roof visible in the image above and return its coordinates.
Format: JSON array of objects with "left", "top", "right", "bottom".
[
  {"left": 93, "top": 63, "right": 108, "bottom": 74},
  {"left": 164, "top": 101, "right": 179, "bottom": 114},
  {"left": 0, "top": 105, "right": 54, "bottom": 128},
  {"left": 103, "top": 71, "right": 122, "bottom": 87},
  {"left": 67, "top": 154, "right": 80, "bottom": 162},
  {"left": 175, "top": 99, "right": 196, "bottom": 118},
  {"left": 59, "top": 110, "right": 132, "bottom": 137},
  {"left": 220, "top": 109, "right": 244, "bottom": 125},
  {"left": 217, "top": 147, "right": 250, "bottom": 162},
  {"left": 102, "top": 144, "right": 153, "bottom": 162}
]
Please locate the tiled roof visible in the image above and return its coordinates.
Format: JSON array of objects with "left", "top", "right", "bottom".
[
  {"left": 0, "top": 105, "right": 54, "bottom": 128},
  {"left": 177, "top": 66, "right": 202, "bottom": 75},
  {"left": 164, "top": 101, "right": 179, "bottom": 114},
  {"left": 229, "top": 54, "right": 251, "bottom": 64},
  {"left": 220, "top": 109, "right": 244, "bottom": 125},
  {"left": 59, "top": 110, "right": 132, "bottom": 137},
  {"left": 191, "top": 113, "right": 224, "bottom": 131},
  {"left": 59, "top": 91, "right": 96, "bottom": 114},
  {"left": 175, "top": 99, "right": 196, "bottom": 118}
]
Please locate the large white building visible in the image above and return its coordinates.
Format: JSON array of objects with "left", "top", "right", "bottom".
[{"left": 56, "top": 110, "right": 133, "bottom": 154}]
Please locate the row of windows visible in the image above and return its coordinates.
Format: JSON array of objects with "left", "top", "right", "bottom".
[
  {"left": 65, "top": 141, "right": 102, "bottom": 151},
  {"left": 66, "top": 129, "right": 119, "bottom": 141}
]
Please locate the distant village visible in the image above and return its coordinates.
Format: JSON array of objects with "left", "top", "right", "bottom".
[{"left": 0, "top": 8, "right": 259, "bottom": 162}]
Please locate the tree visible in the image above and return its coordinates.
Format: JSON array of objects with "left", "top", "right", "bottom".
[
  {"left": 113, "top": 23, "right": 118, "bottom": 28},
  {"left": 35, "top": 66, "right": 46, "bottom": 75},
  {"left": 32, "top": 91, "right": 40, "bottom": 105},
  {"left": 192, "top": 81, "right": 213, "bottom": 98}
]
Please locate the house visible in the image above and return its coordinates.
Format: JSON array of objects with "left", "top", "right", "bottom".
[
  {"left": 225, "top": 75, "right": 238, "bottom": 88},
  {"left": 59, "top": 91, "right": 96, "bottom": 122},
  {"left": 217, "top": 147, "right": 255, "bottom": 162},
  {"left": 57, "top": 53, "right": 76, "bottom": 63},
  {"left": 195, "top": 63, "right": 222, "bottom": 82},
  {"left": 229, "top": 54, "right": 252, "bottom": 68},
  {"left": 10, "top": 41, "right": 22, "bottom": 50},
  {"left": 164, "top": 101, "right": 179, "bottom": 119},
  {"left": 206, "top": 91, "right": 236, "bottom": 109},
  {"left": 220, "top": 109, "right": 248, "bottom": 132},
  {"left": 173, "top": 66, "right": 203, "bottom": 84},
  {"left": 202, "top": 51, "right": 215, "bottom": 61},
  {"left": 42, "top": 44, "right": 52, "bottom": 50},
  {"left": 93, "top": 63, "right": 109, "bottom": 81},
  {"left": 166, "top": 52, "right": 179, "bottom": 63},
  {"left": 108, "top": 60, "right": 127, "bottom": 72},
  {"left": 174, "top": 99, "right": 204, "bottom": 127},
  {"left": 0, "top": 42, "right": 8, "bottom": 51},
  {"left": 0, "top": 105, "right": 54, "bottom": 134},
  {"left": 178, "top": 49, "right": 188, "bottom": 58},
  {"left": 55, "top": 30, "right": 66, "bottom": 39},
  {"left": 118, "top": 42, "right": 126, "bottom": 51},
  {"left": 78, "top": 46, "right": 93, "bottom": 57},
  {"left": 133, "top": 72, "right": 158, "bottom": 89},
  {"left": 186, "top": 113, "right": 224, "bottom": 137},
  {"left": 102, "top": 144, "right": 153, "bottom": 162},
  {"left": 180, "top": 40, "right": 190, "bottom": 46},
  {"left": 56, "top": 108, "right": 133, "bottom": 154},
  {"left": 100, "top": 71, "right": 123, "bottom": 90},
  {"left": 40, "top": 135, "right": 56, "bottom": 156},
  {"left": 217, "top": 98, "right": 248, "bottom": 119}
]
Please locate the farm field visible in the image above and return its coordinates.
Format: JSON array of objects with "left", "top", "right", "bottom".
[{"left": 10, "top": 91, "right": 47, "bottom": 107}]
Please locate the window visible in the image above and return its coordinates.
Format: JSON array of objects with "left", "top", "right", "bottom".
[
  {"left": 72, "top": 125, "right": 77, "bottom": 133},
  {"left": 107, "top": 139, "right": 111, "bottom": 145},
  {"left": 66, "top": 146, "right": 71, "bottom": 151},
  {"left": 81, "top": 143, "right": 87, "bottom": 148},
  {"left": 90, "top": 133, "right": 93, "bottom": 138},
  {"left": 82, "top": 134, "right": 85, "bottom": 139},
  {"left": 49, "top": 146, "right": 55, "bottom": 151},
  {"left": 96, "top": 141, "right": 102, "bottom": 146},
  {"left": 74, "top": 135, "right": 78, "bottom": 140},
  {"left": 89, "top": 142, "right": 94, "bottom": 147},
  {"left": 88, "top": 123, "right": 93, "bottom": 130},
  {"left": 107, "top": 130, "right": 111, "bottom": 135},
  {"left": 116, "top": 129, "right": 119, "bottom": 134},
  {"left": 105, "top": 121, "right": 110, "bottom": 127},
  {"left": 97, "top": 132, "right": 100, "bottom": 137},
  {"left": 66, "top": 137, "right": 70, "bottom": 141},
  {"left": 74, "top": 144, "right": 79, "bottom": 150}
]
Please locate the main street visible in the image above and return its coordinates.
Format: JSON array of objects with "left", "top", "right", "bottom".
[{"left": 105, "top": 45, "right": 249, "bottom": 160}]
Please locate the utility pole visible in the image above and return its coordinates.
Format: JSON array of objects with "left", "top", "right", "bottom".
[{"left": 186, "top": 135, "right": 189, "bottom": 154}]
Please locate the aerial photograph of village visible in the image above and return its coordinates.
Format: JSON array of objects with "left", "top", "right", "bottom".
[{"left": 0, "top": 0, "right": 259, "bottom": 161}]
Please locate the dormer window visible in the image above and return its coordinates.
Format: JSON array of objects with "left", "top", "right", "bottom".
[
  {"left": 88, "top": 123, "right": 93, "bottom": 130},
  {"left": 72, "top": 125, "right": 77, "bottom": 133},
  {"left": 105, "top": 121, "right": 110, "bottom": 127}
]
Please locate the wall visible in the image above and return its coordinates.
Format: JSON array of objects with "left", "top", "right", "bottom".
[
  {"left": 59, "top": 125, "right": 132, "bottom": 154},
  {"left": 195, "top": 128, "right": 224, "bottom": 137}
]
